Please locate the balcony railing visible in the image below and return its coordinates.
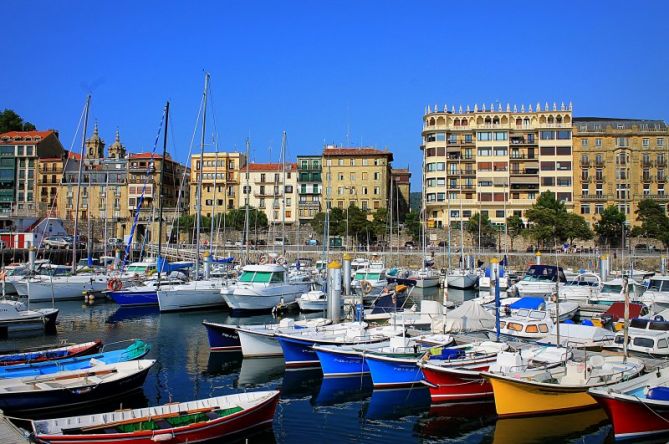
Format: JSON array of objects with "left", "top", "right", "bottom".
[{"left": 580, "top": 194, "right": 611, "bottom": 201}]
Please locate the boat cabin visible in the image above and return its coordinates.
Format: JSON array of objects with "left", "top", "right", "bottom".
[
  {"left": 125, "top": 261, "right": 157, "bottom": 275},
  {"left": 353, "top": 269, "right": 387, "bottom": 283},
  {"left": 614, "top": 324, "right": 669, "bottom": 356},
  {"left": 498, "top": 309, "right": 552, "bottom": 338},
  {"left": 238, "top": 264, "right": 287, "bottom": 284},
  {"left": 520, "top": 265, "right": 567, "bottom": 284},
  {"left": 647, "top": 277, "right": 669, "bottom": 293}
]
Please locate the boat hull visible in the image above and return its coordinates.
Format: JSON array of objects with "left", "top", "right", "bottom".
[
  {"left": 446, "top": 274, "right": 478, "bottom": 290},
  {"left": 158, "top": 287, "right": 226, "bottom": 312},
  {"left": 486, "top": 374, "right": 597, "bottom": 417},
  {"left": 421, "top": 364, "right": 492, "bottom": 402},
  {"left": 34, "top": 391, "right": 280, "bottom": 444},
  {"left": 0, "top": 309, "right": 59, "bottom": 334},
  {"left": 414, "top": 277, "right": 440, "bottom": 288},
  {"left": 276, "top": 336, "right": 320, "bottom": 368},
  {"left": 314, "top": 348, "right": 367, "bottom": 377},
  {"left": 108, "top": 290, "right": 157, "bottom": 307},
  {"left": 593, "top": 392, "right": 669, "bottom": 440},
  {"left": 202, "top": 322, "right": 241, "bottom": 352},
  {"left": 15, "top": 278, "right": 108, "bottom": 303},
  {"left": 365, "top": 354, "right": 423, "bottom": 388},
  {"left": 237, "top": 329, "right": 282, "bottom": 358},
  {"left": 224, "top": 284, "right": 310, "bottom": 312}
]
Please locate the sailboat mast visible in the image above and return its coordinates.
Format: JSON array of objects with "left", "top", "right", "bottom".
[
  {"left": 280, "top": 131, "right": 287, "bottom": 257},
  {"left": 459, "top": 155, "right": 464, "bottom": 269},
  {"left": 195, "top": 73, "right": 210, "bottom": 279},
  {"left": 421, "top": 146, "right": 427, "bottom": 270},
  {"left": 243, "top": 138, "right": 251, "bottom": 264},
  {"left": 71, "top": 95, "right": 91, "bottom": 274},
  {"left": 209, "top": 141, "right": 218, "bottom": 254},
  {"left": 157, "top": 101, "right": 169, "bottom": 281}
]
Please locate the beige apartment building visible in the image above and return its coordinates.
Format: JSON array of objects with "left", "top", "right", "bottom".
[
  {"left": 422, "top": 103, "right": 574, "bottom": 228},
  {"left": 189, "top": 152, "right": 245, "bottom": 217},
  {"left": 573, "top": 118, "right": 669, "bottom": 225},
  {"left": 322, "top": 147, "right": 393, "bottom": 212},
  {"left": 239, "top": 163, "right": 298, "bottom": 225}
]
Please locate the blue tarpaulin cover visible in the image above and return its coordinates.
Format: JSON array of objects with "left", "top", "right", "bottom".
[{"left": 509, "top": 297, "right": 545, "bottom": 310}]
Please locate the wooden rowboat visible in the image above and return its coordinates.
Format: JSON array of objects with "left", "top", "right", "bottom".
[
  {"left": 0, "top": 340, "right": 103, "bottom": 366},
  {"left": 32, "top": 390, "right": 280, "bottom": 443}
]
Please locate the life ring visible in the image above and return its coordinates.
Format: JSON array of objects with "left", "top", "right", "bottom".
[
  {"left": 360, "top": 280, "right": 373, "bottom": 295},
  {"left": 276, "top": 255, "right": 287, "bottom": 265},
  {"left": 107, "top": 278, "right": 122, "bottom": 292},
  {"left": 259, "top": 255, "right": 268, "bottom": 265}
]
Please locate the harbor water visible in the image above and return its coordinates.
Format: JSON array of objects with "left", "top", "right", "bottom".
[{"left": 3, "top": 287, "right": 625, "bottom": 443}]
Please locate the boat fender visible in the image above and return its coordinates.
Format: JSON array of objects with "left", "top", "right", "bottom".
[
  {"left": 646, "top": 386, "right": 669, "bottom": 401},
  {"left": 277, "top": 256, "right": 286, "bottom": 265},
  {"left": 152, "top": 433, "right": 175, "bottom": 442},
  {"left": 361, "top": 280, "right": 373, "bottom": 295},
  {"left": 259, "top": 255, "right": 268, "bottom": 265}
]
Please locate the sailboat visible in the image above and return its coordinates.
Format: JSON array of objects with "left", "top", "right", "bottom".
[{"left": 157, "top": 73, "right": 230, "bottom": 312}]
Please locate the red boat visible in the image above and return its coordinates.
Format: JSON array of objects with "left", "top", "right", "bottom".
[
  {"left": 0, "top": 340, "right": 103, "bottom": 366},
  {"left": 589, "top": 366, "right": 669, "bottom": 440},
  {"left": 32, "top": 390, "right": 280, "bottom": 443},
  {"left": 420, "top": 361, "right": 495, "bottom": 403}
]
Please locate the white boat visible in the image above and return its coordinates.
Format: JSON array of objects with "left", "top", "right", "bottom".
[
  {"left": 488, "top": 308, "right": 555, "bottom": 341},
  {"left": 351, "top": 268, "right": 388, "bottom": 300},
  {"left": 297, "top": 289, "right": 342, "bottom": 312},
  {"left": 222, "top": 264, "right": 312, "bottom": 312},
  {"left": 446, "top": 269, "right": 478, "bottom": 289},
  {"left": 409, "top": 269, "right": 440, "bottom": 288},
  {"left": 0, "top": 265, "right": 32, "bottom": 295},
  {"left": 157, "top": 279, "right": 229, "bottom": 312},
  {"left": 237, "top": 320, "right": 359, "bottom": 358},
  {"left": 509, "top": 264, "right": 566, "bottom": 298},
  {"left": 559, "top": 272, "right": 601, "bottom": 303},
  {"left": 490, "top": 297, "right": 579, "bottom": 322},
  {"left": 478, "top": 275, "right": 508, "bottom": 291},
  {"left": 14, "top": 274, "right": 109, "bottom": 303},
  {"left": 641, "top": 276, "right": 669, "bottom": 309},
  {"left": 0, "top": 300, "right": 58, "bottom": 333},
  {"left": 589, "top": 277, "right": 645, "bottom": 305},
  {"left": 537, "top": 323, "right": 616, "bottom": 349},
  {"left": 387, "top": 300, "right": 445, "bottom": 330},
  {"left": 609, "top": 316, "right": 669, "bottom": 356}
]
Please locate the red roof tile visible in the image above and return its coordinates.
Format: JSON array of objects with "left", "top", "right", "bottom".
[
  {"left": 128, "top": 152, "right": 172, "bottom": 160},
  {"left": 246, "top": 162, "right": 297, "bottom": 172},
  {"left": 323, "top": 147, "right": 392, "bottom": 158},
  {"left": 67, "top": 151, "right": 81, "bottom": 160},
  {"left": 0, "top": 130, "right": 55, "bottom": 144}
]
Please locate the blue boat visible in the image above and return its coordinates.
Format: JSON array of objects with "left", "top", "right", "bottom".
[
  {"left": 202, "top": 321, "right": 241, "bottom": 352},
  {"left": 313, "top": 344, "right": 372, "bottom": 377},
  {"left": 108, "top": 287, "right": 159, "bottom": 306},
  {"left": 365, "top": 352, "right": 426, "bottom": 388},
  {"left": 0, "top": 339, "right": 150, "bottom": 378}
]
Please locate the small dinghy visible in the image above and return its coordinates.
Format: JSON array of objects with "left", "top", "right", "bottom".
[
  {"left": 0, "top": 340, "right": 102, "bottom": 366},
  {"left": 0, "top": 359, "right": 156, "bottom": 415},
  {"left": 0, "top": 300, "right": 58, "bottom": 335},
  {"left": 32, "top": 390, "right": 280, "bottom": 443}
]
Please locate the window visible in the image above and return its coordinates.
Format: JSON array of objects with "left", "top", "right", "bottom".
[
  {"left": 350, "top": 159, "right": 355, "bottom": 166},
  {"left": 496, "top": 210, "right": 504, "bottom": 218},
  {"left": 338, "top": 159, "right": 344, "bottom": 166},
  {"left": 580, "top": 204, "right": 590, "bottom": 215},
  {"left": 540, "top": 146, "right": 555, "bottom": 156},
  {"left": 542, "top": 177, "right": 555, "bottom": 186},
  {"left": 540, "top": 161, "right": 555, "bottom": 171},
  {"left": 361, "top": 200, "right": 368, "bottom": 210},
  {"left": 477, "top": 132, "right": 492, "bottom": 141},
  {"left": 557, "top": 130, "right": 571, "bottom": 140},
  {"left": 494, "top": 132, "right": 507, "bottom": 141},
  {"left": 556, "top": 161, "right": 571, "bottom": 171},
  {"left": 616, "top": 137, "right": 629, "bottom": 147},
  {"left": 493, "top": 147, "right": 507, "bottom": 156},
  {"left": 374, "top": 172, "right": 380, "bottom": 180},
  {"left": 477, "top": 148, "right": 492, "bottom": 156},
  {"left": 581, "top": 139, "right": 588, "bottom": 147},
  {"left": 540, "top": 131, "right": 555, "bottom": 140},
  {"left": 350, "top": 173, "right": 355, "bottom": 181},
  {"left": 643, "top": 138, "right": 650, "bottom": 147},
  {"left": 556, "top": 147, "right": 571, "bottom": 156},
  {"left": 374, "top": 187, "right": 380, "bottom": 195},
  {"left": 595, "top": 204, "right": 604, "bottom": 214},
  {"left": 595, "top": 138, "right": 602, "bottom": 147},
  {"left": 659, "top": 138, "right": 665, "bottom": 147},
  {"left": 285, "top": 185, "right": 293, "bottom": 193}
]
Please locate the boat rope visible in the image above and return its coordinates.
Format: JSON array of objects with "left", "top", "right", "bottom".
[
  {"left": 634, "top": 394, "right": 669, "bottom": 424},
  {"left": 121, "top": 109, "right": 165, "bottom": 270}
]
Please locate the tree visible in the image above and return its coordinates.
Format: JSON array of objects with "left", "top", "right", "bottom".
[
  {"left": 217, "top": 207, "right": 268, "bottom": 232},
  {"left": 0, "top": 109, "right": 35, "bottom": 133},
  {"left": 403, "top": 211, "right": 421, "bottom": 241},
  {"left": 506, "top": 215, "right": 525, "bottom": 251},
  {"left": 525, "top": 191, "right": 568, "bottom": 247},
  {"left": 563, "top": 212, "right": 594, "bottom": 246},
  {"left": 594, "top": 205, "right": 627, "bottom": 247},
  {"left": 635, "top": 199, "right": 669, "bottom": 248},
  {"left": 465, "top": 212, "right": 496, "bottom": 248}
]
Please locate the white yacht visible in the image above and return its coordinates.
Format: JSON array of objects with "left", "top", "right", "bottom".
[
  {"left": 222, "top": 264, "right": 312, "bottom": 312},
  {"left": 640, "top": 276, "right": 669, "bottom": 309},
  {"left": 157, "top": 278, "right": 230, "bottom": 312},
  {"left": 589, "top": 277, "right": 645, "bottom": 305},
  {"left": 509, "top": 264, "right": 566, "bottom": 298},
  {"left": 446, "top": 268, "right": 479, "bottom": 289},
  {"left": 559, "top": 272, "right": 601, "bottom": 303},
  {"left": 351, "top": 268, "right": 389, "bottom": 300},
  {"left": 0, "top": 300, "right": 59, "bottom": 333},
  {"left": 14, "top": 274, "right": 109, "bottom": 303},
  {"left": 408, "top": 269, "right": 440, "bottom": 288}
]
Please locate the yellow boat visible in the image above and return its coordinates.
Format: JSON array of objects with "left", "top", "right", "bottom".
[{"left": 483, "top": 355, "right": 644, "bottom": 417}]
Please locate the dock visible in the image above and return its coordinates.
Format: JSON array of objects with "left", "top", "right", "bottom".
[{"left": 0, "top": 411, "right": 30, "bottom": 444}]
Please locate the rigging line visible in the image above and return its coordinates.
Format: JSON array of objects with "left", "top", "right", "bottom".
[
  {"left": 35, "top": 99, "right": 87, "bottom": 254},
  {"left": 121, "top": 108, "right": 166, "bottom": 269}
]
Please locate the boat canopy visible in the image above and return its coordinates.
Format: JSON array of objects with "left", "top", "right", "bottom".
[
  {"left": 435, "top": 300, "right": 496, "bottom": 333},
  {"left": 539, "top": 323, "right": 615, "bottom": 344},
  {"left": 157, "top": 257, "right": 194, "bottom": 274},
  {"left": 604, "top": 302, "right": 646, "bottom": 320},
  {"left": 521, "top": 265, "right": 566, "bottom": 283},
  {"left": 509, "top": 297, "right": 545, "bottom": 310}
]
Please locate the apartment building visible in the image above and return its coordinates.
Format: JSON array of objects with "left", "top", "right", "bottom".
[
  {"left": 573, "top": 118, "right": 669, "bottom": 225},
  {"left": 189, "top": 152, "right": 245, "bottom": 217},
  {"left": 297, "top": 155, "right": 322, "bottom": 223},
  {"left": 322, "top": 146, "right": 393, "bottom": 212},
  {"left": 422, "top": 103, "right": 573, "bottom": 227},
  {"left": 0, "top": 130, "right": 64, "bottom": 218},
  {"left": 240, "top": 163, "right": 298, "bottom": 225},
  {"left": 391, "top": 168, "right": 411, "bottom": 221}
]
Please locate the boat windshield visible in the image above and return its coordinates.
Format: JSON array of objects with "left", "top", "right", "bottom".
[
  {"left": 648, "top": 279, "right": 669, "bottom": 292},
  {"left": 601, "top": 284, "right": 622, "bottom": 294},
  {"left": 521, "top": 273, "right": 555, "bottom": 282},
  {"left": 127, "top": 265, "right": 151, "bottom": 273},
  {"left": 238, "top": 271, "right": 273, "bottom": 283},
  {"left": 354, "top": 272, "right": 382, "bottom": 281},
  {"left": 6, "top": 268, "right": 27, "bottom": 277}
]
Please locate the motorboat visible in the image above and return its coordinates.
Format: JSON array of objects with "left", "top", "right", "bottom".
[
  {"left": 32, "top": 390, "right": 280, "bottom": 444},
  {"left": 537, "top": 323, "right": 616, "bottom": 349},
  {"left": 297, "top": 289, "right": 342, "bottom": 312},
  {"left": 446, "top": 268, "right": 478, "bottom": 289},
  {"left": 641, "top": 275, "right": 669, "bottom": 309},
  {"left": 589, "top": 364, "right": 669, "bottom": 440},
  {"left": 234, "top": 318, "right": 337, "bottom": 358},
  {"left": 559, "top": 272, "right": 601, "bottom": 303},
  {"left": 157, "top": 278, "right": 230, "bottom": 312},
  {"left": 222, "top": 264, "right": 312, "bottom": 312},
  {"left": 0, "top": 300, "right": 58, "bottom": 334},
  {"left": 588, "top": 277, "right": 646, "bottom": 305},
  {"left": 14, "top": 274, "right": 109, "bottom": 303},
  {"left": 485, "top": 296, "right": 579, "bottom": 322},
  {"left": 483, "top": 355, "right": 644, "bottom": 417},
  {"left": 509, "top": 264, "right": 567, "bottom": 298},
  {"left": 351, "top": 268, "right": 389, "bottom": 301},
  {"left": 487, "top": 308, "right": 555, "bottom": 342},
  {"left": 591, "top": 301, "right": 650, "bottom": 330},
  {"left": 407, "top": 269, "right": 440, "bottom": 288},
  {"left": 478, "top": 264, "right": 509, "bottom": 291},
  {"left": 107, "top": 277, "right": 188, "bottom": 307},
  {"left": 609, "top": 316, "right": 669, "bottom": 356},
  {"left": 364, "top": 285, "right": 410, "bottom": 321}
]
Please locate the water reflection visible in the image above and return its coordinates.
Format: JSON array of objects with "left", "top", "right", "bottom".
[
  {"left": 107, "top": 305, "right": 160, "bottom": 324},
  {"left": 314, "top": 375, "right": 373, "bottom": 406},
  {"left": 237, "top": 357, "right": 285, "bottom": 387},
  {"left": 205, "top": 351, "right": 242, "bottom": 377},
  {"left": 365, "top": 387, "right": 431, "bottom": 420},
  {"left": 417, "top": 401, "right": 497, "bottom": 441},
  {"left": 281, "top": 368, "right": 322, "bottom": 400},
  {"left": 492, "top": 408, "right": 610, "bottom": 444}
]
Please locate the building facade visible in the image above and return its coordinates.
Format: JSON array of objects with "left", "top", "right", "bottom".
[
  {"left": 391, "top": 168, "right": 411, "bottom": 222},
  {"left": 422, "top": 103, "right": 573, "bottom": 228},
  {"left": 297, "top": 155, "right": 322, "bottom": 223},
  {"left": 573, "top": 118, "right": 669, "bottom": 225},
  {"left": 0, "top": 130, "right": 64, "bottom": 219},
  {"left": 322, "top": 146, "right": 393, "bottom": 212},
  {"left": 189, "top": 152, "right": 245, "bottom": 217},
  {"left": 240, "top": 163, "right": 298, "bottom": 225}
]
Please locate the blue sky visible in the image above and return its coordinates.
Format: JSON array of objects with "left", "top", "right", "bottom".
[{"left": 2, "top": 1, "right": 668, "bottom": 189}]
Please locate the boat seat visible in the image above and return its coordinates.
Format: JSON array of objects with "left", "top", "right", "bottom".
[
  {"left": 204, "top": 411, "right": 219, "bottom": 420},
  {"left": 154, "top": 420, "right": 172, "bottom": 429}
]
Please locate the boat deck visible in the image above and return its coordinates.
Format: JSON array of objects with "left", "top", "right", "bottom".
[{"left": 0, "top": 411, "right": 29, "bottom": 444}]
